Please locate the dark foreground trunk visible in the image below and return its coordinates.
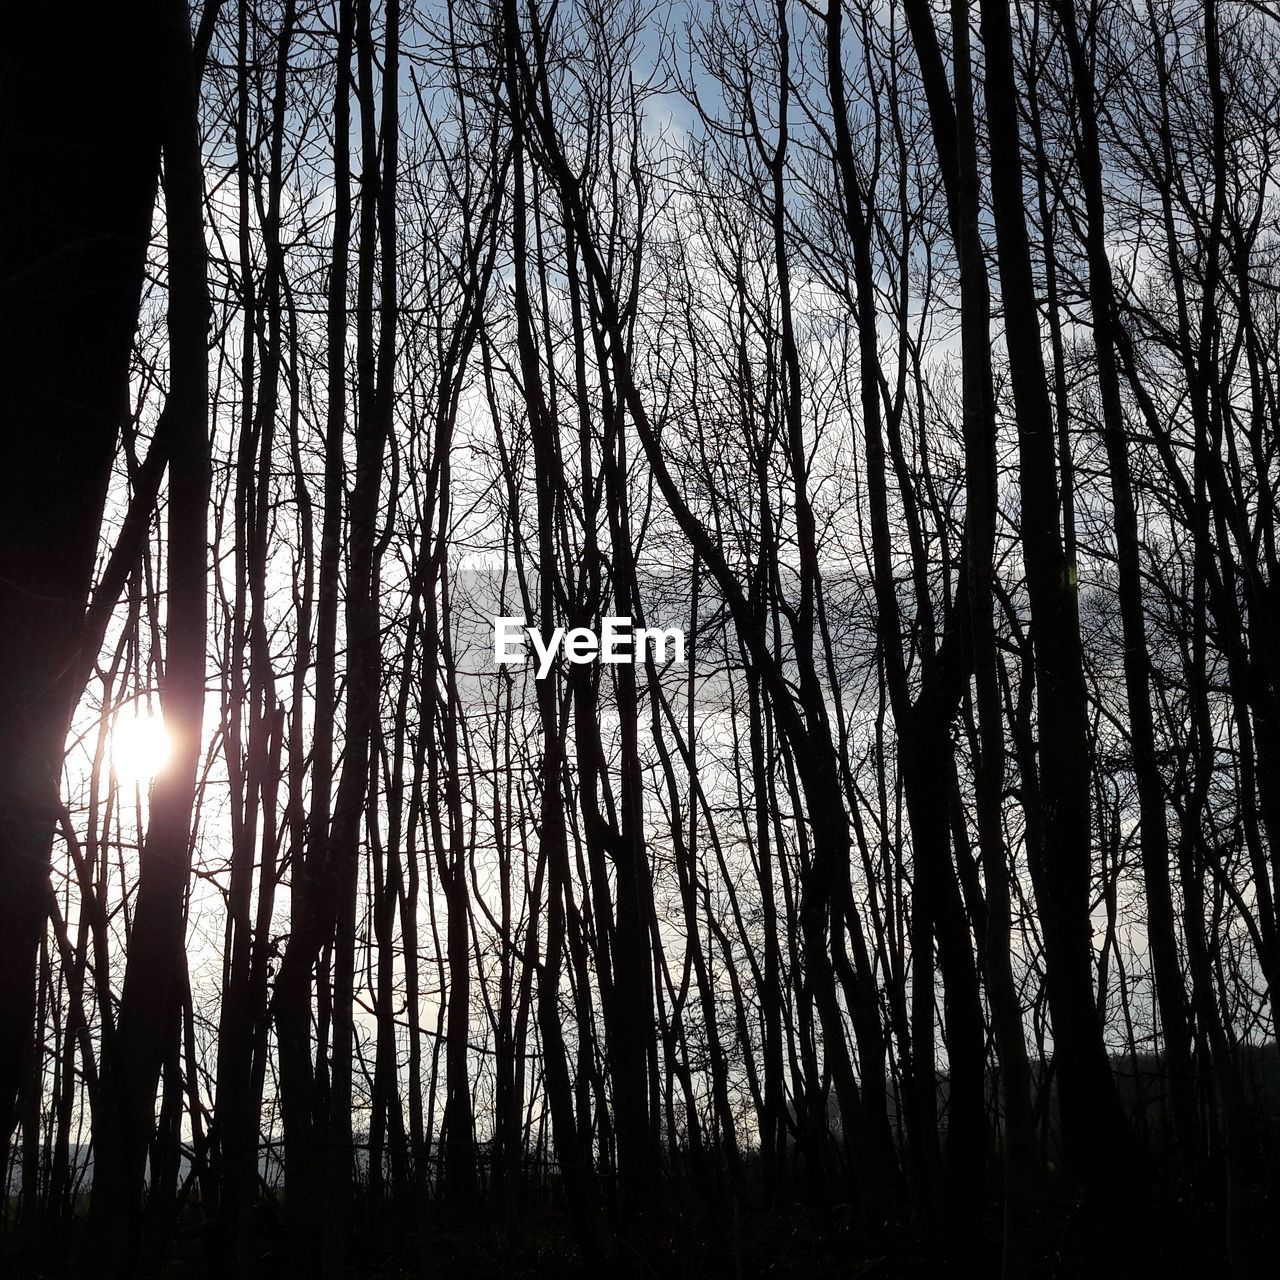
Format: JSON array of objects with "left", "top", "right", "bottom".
[{"left": 0, "top": 2, "right": 163, "bottom": 1153}]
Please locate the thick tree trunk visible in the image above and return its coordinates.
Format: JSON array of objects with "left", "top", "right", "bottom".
[{"left": 0, "top": 0, "right": 163, "bottom": 1153}]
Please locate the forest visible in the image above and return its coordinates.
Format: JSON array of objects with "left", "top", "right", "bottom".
[{"left": 2, "top": 0, "right": 1279, "bottom": 1276}]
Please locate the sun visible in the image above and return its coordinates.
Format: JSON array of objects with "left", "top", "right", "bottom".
[{"left": 110, "top": 708, "right": 172, "bottom": 785}]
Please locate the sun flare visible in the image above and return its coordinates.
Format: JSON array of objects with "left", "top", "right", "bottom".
[{"left": 110, "top": 709, "right": 172, "bottom": 785}]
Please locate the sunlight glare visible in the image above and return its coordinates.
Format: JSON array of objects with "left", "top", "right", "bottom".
[{"left": 111, "top": 708, "right": 171, "bottom": 785}]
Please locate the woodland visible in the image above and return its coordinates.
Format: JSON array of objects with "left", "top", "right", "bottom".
[{"left": 2, "top": 1, "right": 1279, "bottom": 1277}]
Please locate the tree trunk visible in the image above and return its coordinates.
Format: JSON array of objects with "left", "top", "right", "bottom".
[
  {"left": 0, "top": 0, "right": 163, "bottom": 1153},
  {"left": 1050, "top": 0, "right": 1197, "bottom": 1175},
  {"left": 86, "top": 0, "right": 210, "bottom": 1267},
  {"left": 977, "top": 0, "right": 1134, "bottom": 1202}
]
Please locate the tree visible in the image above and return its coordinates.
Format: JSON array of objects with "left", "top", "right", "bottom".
[{"left": 0, "top": 0, "right": 165, "bottom": 1157}]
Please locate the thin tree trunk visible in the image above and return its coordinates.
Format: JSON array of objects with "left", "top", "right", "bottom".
[
  {"left": 1050, "top": 0, "right": 1198, "bottom": 1176},
  {"left": 977, "top": 0, "right": 1134, "bottom": 1203}
]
